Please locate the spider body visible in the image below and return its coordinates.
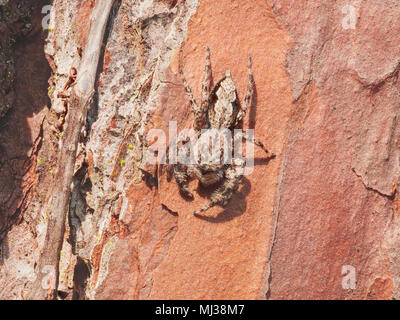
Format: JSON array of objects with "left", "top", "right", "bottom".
[
  {"left": 207, "top": 70, "right": 239, "bottom": 130},
  {"left": 173, "top": 48, "right": 275, "bottom": 215}
]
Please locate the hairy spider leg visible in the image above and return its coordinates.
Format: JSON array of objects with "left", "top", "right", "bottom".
[
  {"left": 174, "top": 163, "right": 194, "bottom": 199},
  {"left": 236, "top": 56, "right": 254, "bottom": 125},
  {"left": 235, "top": 130, "right": 275, "bottom": 159},
  {"left": 250, "top": 136, "right": 275, "bottom": 159},
  {"left": 201, "top": 47, "right": 212, "bottom": 116},
  {"left": 179, "top": 69, "right": 203, "bottom": 131}
]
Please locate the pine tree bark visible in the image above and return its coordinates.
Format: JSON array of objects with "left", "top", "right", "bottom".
[{"left": 27, "top": 0, "right": 116, "bottom": 300}]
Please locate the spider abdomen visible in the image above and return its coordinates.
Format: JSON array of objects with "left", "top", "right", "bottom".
[{"left": 208, "top": 73, "right": 240, "bottom": 129}]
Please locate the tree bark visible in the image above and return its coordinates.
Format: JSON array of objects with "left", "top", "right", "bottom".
[{"left": 27, "top": 0, "right": 116, "bottom": 300}]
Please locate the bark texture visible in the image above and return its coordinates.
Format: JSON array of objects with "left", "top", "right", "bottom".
[
  {"left": 26, "top": 1, "right": 116, "bottom": 299},
  {"left": 1, "top": 0, "right": 400, "bottom": 300}
]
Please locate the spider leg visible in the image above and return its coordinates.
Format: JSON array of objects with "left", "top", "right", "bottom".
[
  {"left": 235, "top": 130, "right": 275, "bottom": 159},
  {"left": 200, "top": 47, "right": 212, "bottom": 115},
  {"left": 236, "top": 56, "right": 254, "bottom": 125},
  {"left": 165, "top": 163, "right": 174, "bottom": 182},
  {"left": 174, "top": 163, "right": 194, "bottom": 199},
  {"left": 193, "top": 159, "right": 245, "bottom": 216},
  {"left": 179, "top": 68, "right": 203, "bottom": 131},
  {"left": 247, "top": 135, "right": 275, "bottom": 159}
]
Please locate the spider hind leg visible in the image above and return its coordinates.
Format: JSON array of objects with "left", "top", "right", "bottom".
[
  {"left": 236, "top": 56, "right": 254, "bottom": 125},
  {"left": 201, "top": 47, "right": 212, "bottom": 111},
  {"left": 179, "top": 68, "right": 204, "bottom": 131}
]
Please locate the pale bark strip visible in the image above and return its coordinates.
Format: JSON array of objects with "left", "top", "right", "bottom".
[{"left": 28, "top": 0, "right": 116, "bottom": 300}]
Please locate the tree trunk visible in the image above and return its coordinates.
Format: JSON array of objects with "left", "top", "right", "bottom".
[{"left": 27, "top": 0, "right": 116, "bottom": 300}]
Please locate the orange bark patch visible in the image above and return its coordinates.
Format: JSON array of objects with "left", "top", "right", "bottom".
[
  {"left": 149, "top": 0, "right": 293, "bottom": 299},
  {"left": 76, "top": 0, "right": 96, "bottom": 48}
]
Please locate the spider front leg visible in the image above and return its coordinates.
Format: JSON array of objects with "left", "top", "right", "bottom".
[
  {"left": 193, "top": 158, "right": 245, "bottom": 216},
  {"left": 236, "top": 56, "right": 254, "bottom": 125},
  {"left": 173, "top": 163, "right": 194, "bottom": 200}
]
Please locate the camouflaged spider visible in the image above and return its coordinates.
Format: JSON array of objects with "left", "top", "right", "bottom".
[{"left": 171, "top": 48, "right": 275, "bottom": 216}]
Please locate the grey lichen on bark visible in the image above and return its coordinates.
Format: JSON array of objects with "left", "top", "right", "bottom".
[{"left": 27, "top": 0, "right": 117, "bottom": 300}]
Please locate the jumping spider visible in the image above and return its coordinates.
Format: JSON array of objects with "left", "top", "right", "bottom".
[{"left": 171, "top": 48, "right": 275, "bottom": 216}]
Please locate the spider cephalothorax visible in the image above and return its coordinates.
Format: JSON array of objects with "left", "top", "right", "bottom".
[{"left": 171, "top": 48, "right": 275, "bottom": 216}]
